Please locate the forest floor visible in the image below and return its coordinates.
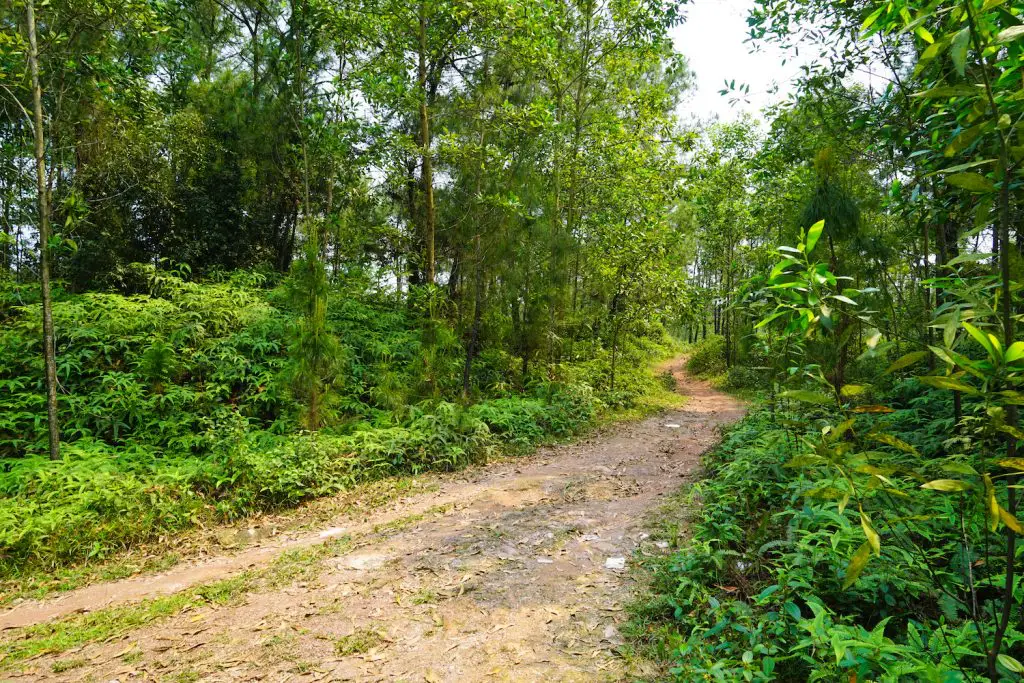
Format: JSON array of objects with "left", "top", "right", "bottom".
[{"left": 0, "top": 358, "right": 744, "bottom": 682}]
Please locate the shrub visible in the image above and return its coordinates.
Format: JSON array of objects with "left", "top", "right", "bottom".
[{"left": 686, "top": 335, "right": 726, "bottom": 376}]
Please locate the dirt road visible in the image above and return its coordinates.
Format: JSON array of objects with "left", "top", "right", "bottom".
[{"left": 1, "top": 359, "right": 744, "bottom": 682}]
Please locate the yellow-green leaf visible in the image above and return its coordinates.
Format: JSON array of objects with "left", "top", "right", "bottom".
[
  {"left": 985, "top": 474, "right": 999, "bottom": 532},
  {"left": 870, "top": 432, "right": 920, "bottom": 455},
  {"left": 842, "top": 540, "right": 873, "bottom": 590},
  {"left": 998, "top": 458, "right": 1024, "bottom": 471},
  {"left": 998, "top": 654, "right": 1024, "bottom": 674},
  {"left": 780, "top": 389, "right": 834, "bottom": 405},
  {"left": 852, "top": 405, "right": 895, "bottom": 413},
  {"left": 860, "top": 509, "right": 880, "bottom": 556},
  {"left": 840, "top": 384, "right": 869, "bottom": 397},
  {"left": 946, "top": 172, "right": 995, "bottom": 193},
  {"left": 916, "top": 376, "right": 979, "bottom": 394},
  {"left": 921, "top": 479, "right": 973, "bottom": 492},
  {"left": 884, "top": 350, "right": 929, "bottom": 374},
  {"left": 806, "top": 219, "right": 825, "bottom": 253},
  {"left": 999, "top": 506, "right": 1024, "bottom": 534}
]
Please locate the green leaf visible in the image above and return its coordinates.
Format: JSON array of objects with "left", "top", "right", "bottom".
[
  {"left": 944, "top": 124, "right": 987, "bottom": 157},
  {"left": 769, "top": 258, "right": 798, "bottom": 280},
  {"left": 840, "top": 384, "right": 868, "bottom": 397},
  {"left": 842, "top": 540, "right": 872, "bottom": 590},
  {"left": 1005, "top": 342, "right": 1024, "bottom": 364},
  {"left": 806, "top": 219, "right": 824, "bottom": 253},
  {"left": 938, "top": 158, "right": 996, "bottom": 173},
  {"left": 860, "top": 510, "right": 880, "bottom": 556},
  {"left": 999, "top": 505, "right": 1024, "bottom": 534},
  {"left": 784, "top": 454, "right": 826, "bottom": 467},
  {"left": 910, "top": 85, "right": 982, "bottom": 98},
  {"left": 884, "top": 350, "right": 929, "bottom": 374},
  {"left": 869, "top": 432, "right": 920, "bottom": 455},
  {"left": 860, "top": 6, "right": 885, "bottom": 33},
  {"left": 963, "top": 322, "right": 998, "bottom": 359},
  {"left": 914, "top": 26, "right": 934, "bottom": 43},
  {"left": 779, "top": 389, "right": 834, "bottom": 405},
  {"left": 830, "top": 294, "right": 858, "bottom": 306},
  {"left": 946, "top": 172, "right": 995, "bottom": 193},
  {"left": 921, "top": 479, "right": 973, "bottom": 492},
  {"left": 950, "top": 28, "right": 970, "bottom": 77},
  {"left": 999, "top": 425, "right": 1024, "bottom": 441},
  {"left": 946, "top": 252, "right": 992, "bottom": 266},
  {"left": 916, "top": 376, "right": 979, "bottom": 394},
  {"left": 999, "top": 654, "right": 1024, "bottom": 674}
]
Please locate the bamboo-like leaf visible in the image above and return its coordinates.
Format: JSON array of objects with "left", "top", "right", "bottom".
[
  {"left": 806, "top": 220, "right": 825, "bottom": 253},
  {"left": 984, "top": 474, "right": 999, "bottom": 532},
  {"left": 884, "top": 350, "right": 929, "bottom": 374},
  {"left": 910, "top": 85, "right": 982, "bottom": 98},
  {"left": 999, "top": 506, "right": 1024, "bottom": 534},
  {"left": 779, "top": 389, "right": 834, "bottom": 405},
  {"left": 950, "top": 28, "right": 969, "bottom": 76},
  {"left": 870, "top": 432, "right": 920, "bottom": 455},
  {"left": 852, "top": 405, "right": 895, "bottom": 414},
  {"left": 842, "top": 540, "right": 872, "bottom": 590},
  {"left": 921, "top": 479, "right": 972, "bottom": 492},
  {"left": 946, "top": 172, "right": 995, "bottom": 193},
  {"left": 860, "top": 509, "right": 880, "bottom": 556},
  {"left": 999, "top": 425, "right": 1024, "bottom": 440},
  {"left": 916, "top": 376, "right": 979, "bottom": 394},
  {"left": 963, "top": 322, "right": 998, "bottom": 360},
  {"left": 995, "top": 26, "right": 1024, "bottom": 44}
]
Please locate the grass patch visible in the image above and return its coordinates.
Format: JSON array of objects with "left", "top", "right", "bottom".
[
  {"left": 334, "top": 626, "right": 389, "bottom": 656},
  {"left": 0, "top": 534, "right": 353, "bottom": 671}
]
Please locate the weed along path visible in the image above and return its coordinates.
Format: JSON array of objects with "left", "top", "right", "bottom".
[{"left": 1, "top": 359, "right": 743, "bottom": 682}]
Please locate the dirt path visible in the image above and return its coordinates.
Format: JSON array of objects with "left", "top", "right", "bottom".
[{"left": 1, "top": 359, "right": 743, "bottom": 682}]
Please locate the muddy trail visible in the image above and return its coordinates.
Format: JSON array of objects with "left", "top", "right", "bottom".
[{"left": 1, "top": 359, "right": 744, "bottom": 682}]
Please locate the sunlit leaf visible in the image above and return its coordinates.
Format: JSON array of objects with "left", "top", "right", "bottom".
[
  {"left": 921, "top": 479, "right": 972, "bottom": 492},
  {"left": 884, "top": 351, "right": 928, "bottom": 375},
  {"left": 842, "top": 540, "right": 872, "bottom": 590}
]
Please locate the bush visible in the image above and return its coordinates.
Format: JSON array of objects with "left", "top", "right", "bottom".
[
  {"left": 632, "top": 394, "right": 1005, "bottom": 681},
  {"left": 686, "top": 335, "right": 726, "bottom": 376}
]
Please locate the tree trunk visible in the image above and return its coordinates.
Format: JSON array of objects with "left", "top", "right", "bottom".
[
  {"left": 27, "top": 0, "right": 61, "bottom": 460},
  {"left": 462, "top": 234, "right": 484, "bottom": 398},
  {"left": 417, "top": 0, "right": 436, "bottom": 286}
]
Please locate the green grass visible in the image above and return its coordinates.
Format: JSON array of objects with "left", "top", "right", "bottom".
[{"left": 334, "top": 626, "right": 389, "bottom": 656}]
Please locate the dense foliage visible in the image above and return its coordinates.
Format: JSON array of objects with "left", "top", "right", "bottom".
[
  {"left": 0, "top": 0, "right": 692, "bottom": 576},
  {"left": 636, "top": 0, "right": 1024, "bottom": 676},
  {"left": 0, "top": 268, "right": 675, "bottom": 572}
]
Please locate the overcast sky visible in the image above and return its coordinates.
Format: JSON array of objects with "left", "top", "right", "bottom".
[{"left": 669, "top": 0, "right": 807, "bottom": 123}]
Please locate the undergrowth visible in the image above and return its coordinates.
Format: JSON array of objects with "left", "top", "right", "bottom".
[
  {"left": 0, "top": 270, "right": 678, "bottom": 579},
  {"left": 631, "top": 384, "right": 1024, "bottom": 681}
]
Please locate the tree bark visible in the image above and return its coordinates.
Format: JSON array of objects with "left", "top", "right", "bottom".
[
  {"left": 417, "top": 0, "right": 436, "bottom": 286},
  {"left": 27, "top": 0, "right": 61, "bottom": 460}
]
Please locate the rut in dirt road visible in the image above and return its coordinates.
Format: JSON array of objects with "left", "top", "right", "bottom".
[{"left": 1, "top": 360, "right": 744, "bottom": 682}]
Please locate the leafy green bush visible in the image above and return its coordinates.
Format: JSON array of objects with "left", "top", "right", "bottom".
[
  {"left": 0, "top": 268, "right": 673, "bottom": 574},
  {"left": 633, "top": 391, "right": 1020, "bottom": 681},
  {"left": 686, "top": 335, "right": 726, "bottom": 376}
]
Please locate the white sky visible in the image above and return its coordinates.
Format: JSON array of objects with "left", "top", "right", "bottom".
[{"left": 669, "top": 0, "right": 807, "bottom": 123}]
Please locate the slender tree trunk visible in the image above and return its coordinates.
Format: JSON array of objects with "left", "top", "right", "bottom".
[
  {"left": 462, "top": 234, "right": 484, "bottom": 398},
  {"left": 27, "top": 0, "right": 60, "bottom": 460},
  {"left": 417, "top": 0, "right": 435, "bottom": 286}
]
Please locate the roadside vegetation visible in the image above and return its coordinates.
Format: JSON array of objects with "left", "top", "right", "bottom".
[{"left": 632, "top": 0, "right": 1024, "bottom": 678}]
